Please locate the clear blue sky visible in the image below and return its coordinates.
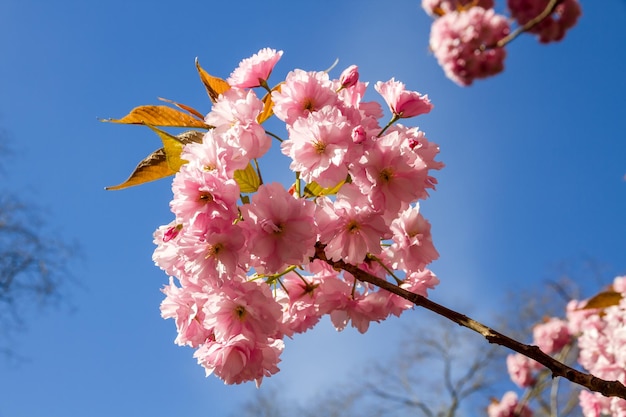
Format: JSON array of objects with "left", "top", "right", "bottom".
[{"left": 0, "top": 1, "right": 625, "bottom": 416}]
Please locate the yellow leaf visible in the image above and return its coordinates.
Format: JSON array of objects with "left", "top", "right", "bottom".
[
  {"left": 234, "top": 163, "right": 261, "bottom": 193},
  {"left": 145, "top": 125, "right": 193, "bottom": 172},
  {"left": 104, "top": 105, "right": 210, "bottom": 128},
  {"left": 105, "top": 148, "right": 174, "bottom": 190},
  {"left": 105, "top": 130, "right": 204, "bottom": 191},
  {"left": 257, "top": 84, "right": 281, "bottom": 124},
  {"left": 303, "top": 180, "right": 345, "bottom": 197},
  {"left": 582, "top": 291, "right": 623, "bottom": 310},
  {"left": 196, "top": 58, "right": 231, "bottom": 103}
]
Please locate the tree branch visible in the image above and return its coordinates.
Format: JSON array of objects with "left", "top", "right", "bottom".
[{"left": 313, "top": 242, "right": 626, "bottom": 400}]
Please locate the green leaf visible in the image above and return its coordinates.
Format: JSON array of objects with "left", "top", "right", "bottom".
[{"left": 234, "top": 163, "right": 261, "bottom": 193}]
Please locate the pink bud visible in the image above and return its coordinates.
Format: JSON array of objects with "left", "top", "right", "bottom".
[
  {"left": 339, "top": 65, "right": 359, "bottom": 88},
  {"left": 351, "top": 125, "right": 366, "bottom": 144},
  {"left": 163, "top": 224, "right": 182, "bottom": 242}
]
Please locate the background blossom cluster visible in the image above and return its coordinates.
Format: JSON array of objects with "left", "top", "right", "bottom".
[
  {"left": 153, "top": 48, "right": 443, "bottom": 386},
  {"left": 422, "top": 0, "right": 582, "bottom": 86},
  {"left": 490, "top": 276, "right": 626, "bottom": 417}
]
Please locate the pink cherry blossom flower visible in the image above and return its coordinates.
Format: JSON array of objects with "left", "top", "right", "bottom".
[
  {"left": 205, "top": 88, "right": 271, "bottom": 162},
  {"left": 194, "top": 334, "right": 284, "bottom": 387},
  {"left": 160, "top": 278, "right": 211, "bottom": 348},
  {"left": 374, "top": 78, "right": 433, "bottom": 118},
  {"left": 227, "top": 48, "right": 283, "bottom": 88},
  {"left": 272, "top": 69, "right": 338, "bottom": 125},
  {"left": 532, "top": 317, "right": 571, "bottom": 354},
  {"left": 317, "top": 184, "right": 389, "bottom": 264},
  {"left": 277, "top": 272, "right": 324, "bottom": 336},
  {"left": 281, "top": 105, "right": 353, "bottom": 188},
  {"left": 203, "top": 279, "right": 283, "bottom": 341},
  {"left": 351, "top": 131, "right": 429, "bottom": 217},
  {"left": 487, "top": 391, "right": 533, "bottom": 417},
  {"left": 176, "top": 217, "right": 247, "bottom": 287},
  {"left": 579, "top": 390, "right": 610, "bottom": 417},
  {"left": 170, "top": 165, "right": 240, "bottom": 224},
  {"left": 240, "top": 183, "right": 317, "bottom": 273},
  {"left": 422, "top": 0, "right": 495, "bottom": 17},
  {"left": 429, "top": 7, "right": 510, "bottom": 86},
  {"left": 508, "top": 0, "right": 581, "bottom": 44},
  {"left": 387, "top": 204, "right": 439, "bottom": 273},
  {"left": 506, "top": 353, "right": 540, "bottom": 388}
]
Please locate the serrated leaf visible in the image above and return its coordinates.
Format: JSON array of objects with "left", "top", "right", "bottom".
[
  {"left": 157, "top": 97, "right": 205, "bottom": 120},
  {"left": 583, "top": 291, "right": 623, "bottom": 310},
  {"left": 105, "top": 148, "right": 174, "bottom": 190},
  {"left": 105, "top": 130, "right": 204, "bottom": 191},
  {"left": 104, "top": 105, "right": 210, "bottom": 128},
  {"left": 303, "top": 180, "right": 345, "bottom": 197},
  {"left": 196, "top": 58, "right": 231, "bottom": 103},
  {"left": 257, "top": 84, "right": 281, "bottom": 124},
  {"left": 234, "top": 163, "right": 261, "bottom": 193}
]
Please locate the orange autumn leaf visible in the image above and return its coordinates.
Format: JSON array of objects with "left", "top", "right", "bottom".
[
  {"left": 104, "top": 105, "right": 210, "bottom": 128},
  {"left": 195, "top": 57, "right": 231, "bottom": 103},
  {"left": 583, "top": 290, "right": 623, "bottom": 310},
  {"left": 157, "top": 97, "right": 206, "bottom": 121}
]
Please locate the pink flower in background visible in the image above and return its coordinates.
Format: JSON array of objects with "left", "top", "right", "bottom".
[
  {"left": 227, "top": 48, "right": 283, "bottom": 88},
  {"left": 508, "top": 0, "right": 581, "bottom": 43},
  {"left": 429, "top": 7, "right": 509, "bottom": 86},
  {"left": 487, "top": 391, "right": 533, "bottom": 417},
  {"left": 375, "top": 78, "right": 433, "bottom": 118},
  {"left": 506, "top": 353, "right": 540, "bottom": 388},
  {"left": 533, "top": 317, "right": 571, "bottom": 354},
  {"left": 422, "top": 0, "right": 495, "bottom": 17}
]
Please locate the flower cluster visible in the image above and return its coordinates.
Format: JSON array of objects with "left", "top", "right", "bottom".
[
  {"left": 153, "top": 48, "right": 443, "bottom": 386},
  {"left": 573, "top": 276, "right": 626, "bottom": 417},
  {"left": 495, "top": 276, "right": 626, "bottom": 416},
  {"left": 422, "top": 0, "right": 581, "bottom": 85},
  {"left": 508, "top": 0, "right": 582, "bottom": 44}
]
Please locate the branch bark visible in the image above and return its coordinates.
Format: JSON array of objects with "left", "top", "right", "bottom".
[{"left": 313, "top": 242, "right": 626, "bottom": 400}]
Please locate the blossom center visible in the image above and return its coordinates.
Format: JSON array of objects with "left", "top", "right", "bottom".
[
  {"left": 313, "top": 140, "right": 326, "bottom": 154},
  {"left": 198, "top": 192, "right": 214, "bottom": 203},
  {"left": 379, "top": 168, "right": 394, "bottom": 183},
  {"left": 260, "top": 218, "right": 284, "bottom": 235},
  {"left": 205, "top": 243, "right": 224, "bottom": 259},
  {"left": 346, "top": 220, "right": 360, "bottom": 234},
  {"left": 234, "top": 305, "right": 247, "bottom": 321},
  {"left": 302, "top": 97, "right": 315, "bottom": 111}
]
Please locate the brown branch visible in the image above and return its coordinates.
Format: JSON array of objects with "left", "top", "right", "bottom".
[
  {"left": 496, "top": 0, "right": 561, "bottom": 48},
  {"left": 313, "top": 242, "right": 626, "bottom": 400},
  {"left": 480, "top": 0, "right": 562, "bottom": 52}
]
